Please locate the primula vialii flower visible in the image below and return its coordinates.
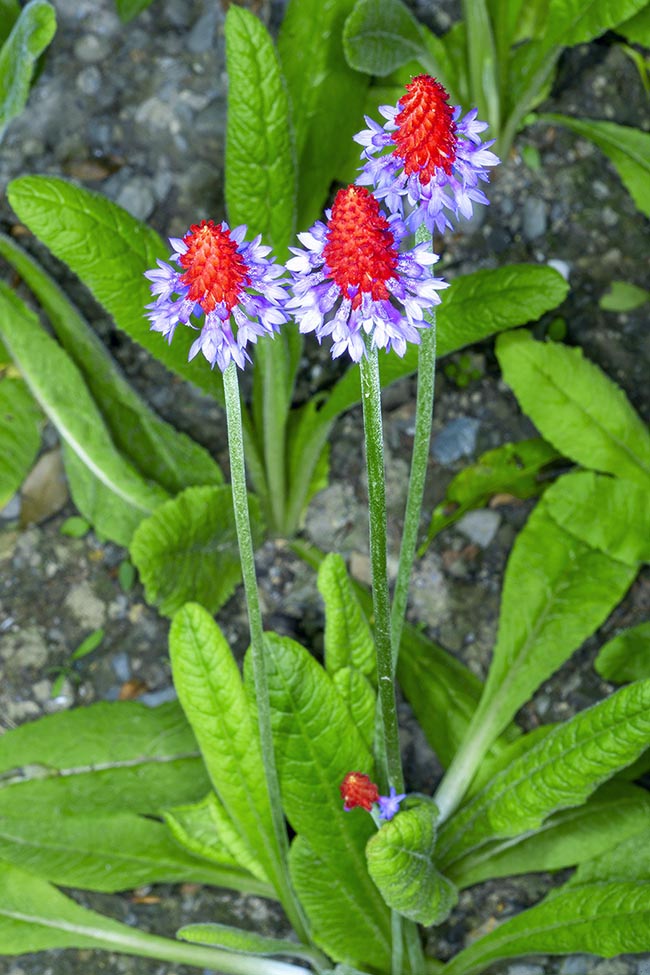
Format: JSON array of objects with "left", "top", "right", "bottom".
[
  {"left": 340, "top": 772, "right": 406, "bottom": 822},
  {"left": 355, "top": 75, "right": 499, "bottom": 234},
  {"left": 145, "top": 219, "right": 288, "bottom": 372},
  {"left": 287, "top": 184, "right": 447, "bottom": 361}
]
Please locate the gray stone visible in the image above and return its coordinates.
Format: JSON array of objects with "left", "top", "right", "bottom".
[
  {"left": 111, "top": 651, "right": 131, "bottom": 683},
  {"left": 456, "top": 509, "right": 501, "bottom": 548},
  {"left": 432, "top": 416, "right": 480, "bottom": 465},
  {"left": 0, "top": 493, "right": 21, "bottom": 520},
  {"left": 140, "top": 686, "right": 178, "bottom": 707},
  {"left": 548, "top": 258, "right": 571, "bottom": 281},
  {"left": 187, "top": 9, "right": 220, "bottom": 54},
  {"left": 522, "top": 197, "right": 548, "bottom": 239},
  {"left": 559, "top": 956, "right": 596, "bottom": 975},
  {"left": 64, "top": 581, "right": 106, "bottom": 629},
  {"left": 116, "top": 177, "right": 156, "bottom": 220},
  {"left": 77, "top": 66, "right": 102, "bottom": 96},
  {"left": 506, "top": 965, "right": 545, "bottom": 975},
  {"left": 74, "top": 34, "right": 111, "bottom": 63},
  {"left": 2, "top": 627, "right": 48, "bottom": 667},
  {"left": 636, "top": 959, "right": 650, "bottom": 975}
]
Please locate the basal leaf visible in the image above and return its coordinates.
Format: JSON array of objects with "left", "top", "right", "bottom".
[
  {"left": 318, "top": 553, "right": 376, "bottom": 680},
  {"left": 343, "top": 0, "right": 434, "bottom": 76},
  {"left": 0, "top": 1, "right": 20, "bottom": 47},
  {"left": 178, "top": 922, "right": 313, "bottom": 960},
  {"left": 225, "top": 7, "right": 296, "bottom": 257},
  {"left": 131, "top": 485, "right": 262, "bottom": 616},
  {"left": 0, "top": 372, "right": 42, "bottom": 507},
  {"left": 0, "top": 701, "right": 208, "bottom": 818},
  {"left": 573, "top": 821, "right": 650, "bottom": 885},
  {"left": 470, "top": 497, "right": 635, "bottom": 752},
  {"left": 278, "top": 0, "right": 369, "bottom": 229},
  {"left": 319, "top": 264, "right": 569, "bottom": 426},
  {"left": 6, "top": 175, "right": 223, "bottom": 401},
  {"left": 367, "top": 803, "right": 458, "bottom": 925},
  {"left": 595, "top": 622, "right": 650, "bottom": 684},
  {"left": 422, "top": 437, "right": 560, "bottom": 548},
  {"left": 438, "top": 679, "right": 650, "bottom": 868},
  {"left": 0, "top": 233, "right": 222, "bottom": 494},
  {"left": 545, "top": 471, "right": 650, "bottom": 566},
  {"left": 539, "top": 113, "right": 650, "bottom": 217},
  {"left": 114, "top": 0, "right": 154, "bottom": 22},
  {"left": 0, "top": 284, "right": 167, "bottom": 546},
  {"left": 169, "top": 604, "right": 279, "bottom": 889},
  {"left": 545, "top": 0, "right": 649, "bottom": 48},
  {"left": 0, "top": 0, "right": 56, "bottom": 141},
  {"left": 445, "top": 881, "right": 650, "bottom": 975},
  {"left": 333, "top": 668, "right": 376, "bottom": 751},
  {"left": 449, "top": 781, "right": 650, "bottom": 889},
  {"left": 615, "top": 3, "right": 650, "bottom": 44},
  {"left": 599, "top": 279, "right": 649, "bottom": 312},
  {"left": 496, "top": 330, "right": 650, "bottom": 486}
]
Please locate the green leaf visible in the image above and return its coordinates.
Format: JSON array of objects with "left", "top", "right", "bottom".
[
  {"left": 573, "top": 822, "right": 650, "bottom": 886},
  {"left": 278, "top": 0, "right": 369, "bottom": 229},
  {"left": 0, "top": 810, "right": 261, "bottom": 893},
  {"left": 599, "top": 279, "right": 649, "bottom": 312},
  {"left": 0, "top": 1, "right": 20, "bottom": 47},
  {"left": 225, "top": 7, "right": 296, "bottom": 257},
  {"left": 343, "top": 0, "right": 434, "bottom": 76},
  {"left": 0, "top": 0, "right": 56, "bottom": 141},
  {"left": 496, "top": 330, "right": 650, "bottom": 487},
  {"left": 445, "top": 881, "right": 650, "bottom": 975},
  {"left": 59, "top": 515, "right": 90, "bottom": 538},
  {"left": 469, "top": 497, "right": 636, "bottom": 753},
  {"left": 70, "top": 627, "right": 104, "bottom": 662},
  {"left": 318, "top": 553, "right": 376, "bottom": 680},
  {"left": 332, "top": 668, "right": 376, "bottom": 751},
  {"left": 131, "top": 485, "right": 262, "bottom": 617},
  {"left": 545, "top": 0, "right": 649, "bottom": 47},
  {"left": 178, "top": 922, "right": 312, "bottom": 960},
  {"left": 449, "top": 781, "right": 650, "bottom": 889},
  {"left": 114, "top": 0, "right": 154, "bottom": 22},
  {"left": 615, "top": 3, "right": 650, "bottom": 44},
  {"left": 0, "top": 372, "right": 42, "bottom": 507},
  {"left": 545, "top": 471, "right": 650, "bottom": 566},
  {"left": 367, "top": 803, "right": 458, "bottom": 925},
  {"left": 261, "top": 633, "right": 391, "bottom": 969},
  {"left": 0, "top": 701, "right": 209, "bottom": 818},
  {"left": 438, "top": 679, "right": 650, "bottom": 868},
  {"left": 0, "top": 284, "right": 168, "bottom": 546},
  {"left": 0, "top": 233, "right": 223, "bottom": 494},
  {"left": 6, "top": 176, "right": 223, "bottom": 401},
  {"left": 319, "top": 264, "right": 569, "bottom": 426},
  {"left": 422, "top": 437, "right": 560, "bottom": 548},
  {"left": 169, "top": 604, "right": 278, "bottom": 889},
  {"left": 538, "top": 113, "right": 650, "bottom": 217},
  {"left": 595, "top": 622, "right": 650, "bottom": 684}
]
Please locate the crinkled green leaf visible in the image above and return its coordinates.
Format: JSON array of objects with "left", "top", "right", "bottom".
[
  {"left": 0, "top": 372, "right": 42, "bottom": 507},
  {"left": 573, "top": 822, "right": 650, "bottom": 885},
  {"left": 131, "top": 485, "right": 262, "bottom": 616},
  {"left": 445, "top": 881, "right": 650, "bottom": 975},
  {"left": 615, "top": 3, "right": 650, "bottom": 43},
  {"left": 422, "top": 437, "right": 560, "bottom": 548},
  {"left": 367, "top": 803, "right": 457, "bottom": 925},
  {"left": 599, "top": 279, "right": 649, "bottom": 312},
  {"left": 0, "top": 233, "right": 222, "bottom": 494},
  {"left": 318, "top": 553, "right": 376, "bottom": 680},
  {"left": 539, "top": 113, "right": 650, "bottom": 217},
  {"left": 285, "top": 397, "right": 331, "bottom": 532},
  {"left": 279, "top": 0, "right": 369, "bottom": 229},
  {"left": 169, "top": 603, "right": 279, "bottom": 888},
  {"left": 0, "top": 284, "right": 167, "bottom": 546},
  {"left": 260, "top": 634, "right": 391, "bottom": 969},
  {"left": 0, "top": 0, "right": 56, "bottom": 141},
  {"left": 114, "top": 0, "right": 154, "bottom": 22},
  {"left": 472, "top": 498, "right": 635, "bottom": 750},
  {"left": 545, "top": 0, "right": 649, "bottom": 48},
  {"left": 333, "top": 668, "right": 376, "bottom": 751},
  {"left": 545, "top": 471, "right": 650, "bottom": 566},
  {"left": 0, "top": 701, "right": 209, "bottom": 818},
  {"left": 225, "top": 7, "right": 296, "bottom": 257},
  {"left": 178, "top": 922, "right": 312, "bottom": 960},
  {"left": 450, "top": 781, "right": 650, "bottom": 889},
  {"left": 343, "top": 0, "right": 434, "bottom": 76},
  {"left": 319, "top": 264, "right": 569, "bottom": 426},
  {"left": 6, "top": 175, "right": 223, "bottom": 401},
  {"left": 595, "top": 622, "right": 650, "bottom": 684},
  {"left": 438, "top": 679, "right": 650, "bottom": 868},
  {"left": 497, "top": 330, "right": 650, "bottom": 487}
]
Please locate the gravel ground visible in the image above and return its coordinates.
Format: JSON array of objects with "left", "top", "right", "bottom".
[{"left": 0, "top": 1, "right": 649, "bottom": 974}]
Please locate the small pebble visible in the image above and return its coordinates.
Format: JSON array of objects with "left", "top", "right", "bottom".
[
  {"left": 432, "top": 417, "right": 480, "bottom": 465},
  {"left": 456, "top": 510, "right": 501, "bottom": 548},
  {"left": 140, "top": 686, "right": 178, "bottom": 707},
  {"left": 522, "top": 197, "right": 548, "bottom": 240}
]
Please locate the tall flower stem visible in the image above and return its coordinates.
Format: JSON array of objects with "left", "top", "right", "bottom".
[{"left": 222, "top": 362, "right": 311, "bottom": 949}]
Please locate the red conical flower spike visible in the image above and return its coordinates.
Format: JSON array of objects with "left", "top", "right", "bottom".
[
  {"left": 179, "top": 219, "right": 250, "bottom": 313},
  {"left": 391, "top": 75, "right": 457, "bottom": 183}
]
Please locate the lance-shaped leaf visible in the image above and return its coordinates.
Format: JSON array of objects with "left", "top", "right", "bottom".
[
  {"left": 438, "top": 678, "right": 650, "bottom": 868},
  {"left": 367, "top": 803, "right": 457, "bottom": 925},
  {"left": 343, "top": 0, "right": 434, "bottom": 76},
  {"left": 595, "top": 622, "right": 650, "bottom": 684},
  {"left": 0, "top": 371, "right": 42, "bottom": 507},
  {"left": 444, "top": 881, "right": 650, "bottom": 975},
  {"left": 496, "top": 330, "right": 650, "bottom": 486},
  {"left": 572, "top": 821, "right": 650, "bottom": 886},
  {"left": 0, "top": 283, "right": 167, "bottom": 546},
  {"left": 178, "top": 922, "right": 316, "bottom": 962},
  {"left": 545, "top": 470, "right": 650, "bottom": 566},
  {"left": 318, "top": 553, "right": 376, "bottom": 680},
  {"left": 169, "top": 604, "right": 279, "bottom": 891},
  {"left": 0, "top": 701, "right": 208, "bottom": 818},
  {"left": 0, "top": 233, "right": 222, "bottom": 494},
  {"left": 333, "top": 668, "right": 376, "bottom": 751},
  {"left": 449, "top": 781, "right": 650, "bottom": 889},
  {"left": 225, "top": 6, "right": 296, "bottom": 256},
  {"left": 0, "top": 0, "right": 56, "bottom": 140},
  {"left": 543, "top": 0, "right": 649, "bottom": 51},
  {"left": 6, "top": 175, "right": 224, "bottom": 401},
  {"left": 131, "top": 486, "right": 263, "bottom": 616}
]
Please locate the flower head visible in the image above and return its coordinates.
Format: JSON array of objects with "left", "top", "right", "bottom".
[
  {"left": 340, "top": 771, "right": 380, "bottom": 812},
  {"left": 145, "top": 219, "right": 288, "bottom": 372},
  {"left": 378, "top": 786, "right": 406, "bottom": 821},
  {"left": 354, "top": 75, "right": 499, "bottom": 234},
  {"left": 287, "top": 185, "right": 447, "bottom": 361}
]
